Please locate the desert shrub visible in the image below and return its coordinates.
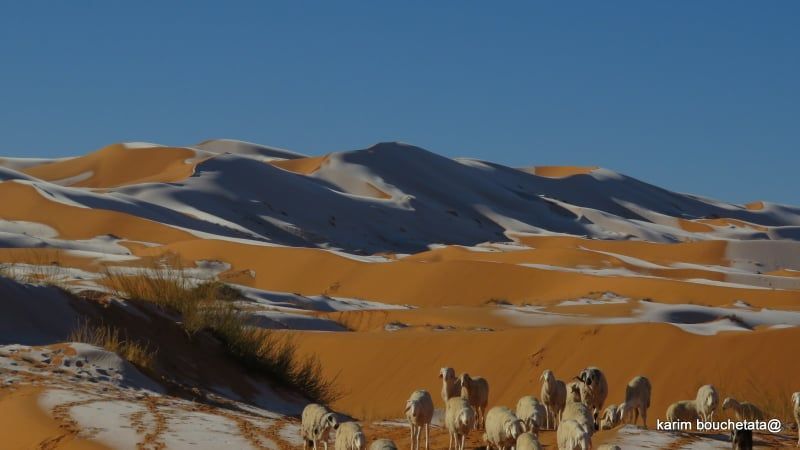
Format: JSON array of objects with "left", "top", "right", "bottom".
[
  {"left": 69, "top": 320, "right": 157, "bottom": 372},
  {"left": 104, "top": 259, "right": 340, "bottom": 404}
]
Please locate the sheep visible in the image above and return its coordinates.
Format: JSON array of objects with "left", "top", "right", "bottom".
[
  {"left": 666, "top": 400, "right": 700, "bottom": 422},
  {"left": 302, "top": 403, "right": 340, "bottom": 450},
  {"left": 696, "top": 385, "right": 719, "bottom": 422},
  {"left": 793, "top": 392, "right": 800, "bottom": 447},
  {"left": 540, "top": 369, "right": 567, "bottom": 430},
  {"left": 566, "top": 381, "right": 583, "bottom": 403},
  {"left": 620, "top": 375, "right": 651, "bottom": 428},
  {"left": 576, "top": 367, "right": 608, "bottom": 431},
  {"left": 515, "top": 432, "right": 543, "bottom": 450},
  {"left": 369, "top": 439, "right": 398, "bottom": 450},
  {"left": 722, "top": 397, "right": 765, "bottom": 421},
  {"left": 556, "top": 419, "right": 591, "bottom": 450},
  {"left": 599, "top": 404, "right": 621, "bottom": 430},
  {"left": 562, "top": 383, "right": 594, "bottom": 434},
  {"left": 483, "top": 406, "right": 524, "bottom": 450},
  {"left": 459, "top": 372, "right": 489, "bottom": 429},
  {"left": 439, "top": 367, "right": 461, "bottom": 405},
  {"left": 335, "top": 422, "right": 366, "bottom": 450},
  {"left": 405, "top": 390, "right": 434, "bottom": 450},
  {"left": 445, "top": 397, "right": 475, "bottom": 450},
  {"left": 731, "top": 429, "right": 753, "bottom": 450},
  {"left": 515, "top": 395, "right": 546, "bottom": 436}
]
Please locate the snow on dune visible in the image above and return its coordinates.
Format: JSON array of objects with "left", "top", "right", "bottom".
[
  {"left": 496, "top": 300, "right": 800, "bottom": 335},
  {"left": 196, "top": 139, "right": 307, "bottom": 161}
]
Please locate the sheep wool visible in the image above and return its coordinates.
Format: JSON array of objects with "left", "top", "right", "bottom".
[
  {"left": 483, "top": 406, "right": 524, "bottom": 450},
  {"left": 695, "top": 385, "right": 719, "bottom": 422},
  {"left": 515, "top": 431, "right": 543, "bottom": 450},
  {"left": 515, "top": 395, "right": 546, "bottom": 435},
  {"left": 445, "top": 397, "right": 475, "bottom": 450},
  {"left": 405, "top": 390, "right": 434, "bottom": 450},
  {"left": 556, "top": 419, "right": 591, "bottom": 450},
  {"left": 302, "top": 403, "right": 339, "bottom": 450},
  {"left": 335, "top": 422, "right": 366, "bottom": 450},
  {"left": 368, "top": 439, "right": 397, "bottom": 450}
]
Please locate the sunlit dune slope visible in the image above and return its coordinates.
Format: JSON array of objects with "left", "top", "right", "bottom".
[
  {"left": 291, "top": 323, "right": 800, "bottom": 420},
  {"left": 21, "top": 143, "right": 201, "bottom": 188}
]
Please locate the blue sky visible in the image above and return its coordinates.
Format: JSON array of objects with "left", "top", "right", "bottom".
[{"left": 1, "top": 1, "right": 797, "bottom": 204}]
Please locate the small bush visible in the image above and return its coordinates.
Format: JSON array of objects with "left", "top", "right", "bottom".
[
  {"left": 103, "top": 258, "right": 340, "bottom": 404},
  {"left": 69, "top": 320, "right": 157, "bottom": 372}
]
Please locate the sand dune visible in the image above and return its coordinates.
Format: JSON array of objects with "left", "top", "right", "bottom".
[{"left": 1, "top": 139, "right": 800, "bottom": 448}]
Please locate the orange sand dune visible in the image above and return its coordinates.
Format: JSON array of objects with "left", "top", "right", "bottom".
[
  {"left": 523, "top": 166, "right": 599, "bottom": 178},
  {"left": 677, "top": 218, "right": 716, "bottom": 233},
  {"left": 22, "top": 143, "right": 200, "bottom": 188},
  {"left": 141, "top": 238, "right": 799, "bottom": 309},
  {"left": 404, "top": 245, "right": 729, "bottom": 282},
  {"left": 291, "top": 323, "right": 800, "bottom": 422},
  {"left": 514, "top": 235, "right": 728, "bottom": 266},
  {"left": 0, "top": 182, "right": 195, "bottom": 244},
  {"left": 270, "top": 155, "right": 329, "bottom": 174},
  {"left": 0, "top": 387, "right": 108, "bottom": 449}
]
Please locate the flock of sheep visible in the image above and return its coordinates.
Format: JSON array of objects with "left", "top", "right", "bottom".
[{"left": 301, "top": 366, "right": 800, "bottom": 450}]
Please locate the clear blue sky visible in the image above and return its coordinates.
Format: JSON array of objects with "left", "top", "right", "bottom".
[{"left": 1, "top": 1, "right": 797, "bottom": 204}]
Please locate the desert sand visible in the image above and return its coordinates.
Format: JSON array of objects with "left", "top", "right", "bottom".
[{"left": 2, "top": 140, "right": 800, "bottom": 448}]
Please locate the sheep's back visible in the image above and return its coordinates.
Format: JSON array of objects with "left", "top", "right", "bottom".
[{"left": 368, "top": 439, "right": 397, "bottom": 450}]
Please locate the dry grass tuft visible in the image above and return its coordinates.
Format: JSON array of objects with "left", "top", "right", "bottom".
[
  {"left": 103, "top": 256, "right": 340, "bottom": 404},
  {"left": 69, "top": 320, "right": 158, "bottom": 372}
]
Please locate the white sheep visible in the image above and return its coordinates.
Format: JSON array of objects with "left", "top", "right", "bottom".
[
  {"left": 792, "top": 392, "right": 800, "bottom": 447},
  {"left": 599, "top": 404, "right": 621, "bottom": 430},
  {"left": 483, "top": 406, "right": 524, "bottom": 450},
  {"left": 556, "top": 419, "right": 591, "bottom": 450},
  {"left": 369, "top": 439, "right": 397, "bottom": 450},
  {"left": 565, "top": 381, "right": 582, "bottom": 403},
  {"left": 459, "top": 372, "right": 489, "bottom": 429},
  {"left": 439, "top": 367, "right": 461, "bottom": 405},
  {"left": 335, "top": 422, "right": 366, "bottom": 450},
  {"left": 445, "top": 397, "right": 475, "bottom": 450},
  {"left": 302, "top": 403, "right": 340, "bottom": 450},
  {"left": 620, "top": 375, "right": 651, "bottom": 428},
  {"left": 562, "top": 383, "right": 594, "bottom": 435},
  {"left": 515, "top": 432, "right": 543, "bottom": 450},
  {"left": 576, "top": 367, "right": 608, "bottom": 431},
  {"left": 515, "top": 395, "right": 546, "bottom": 436},
  {"left": 540, "top": 369, "right": 567, "bottom": 430},
  {"left": 722, "top": 397, "right": 765, "bottom": 421},
  {"left": 666, "top": 400, "right": 700, "bottom": 422},
  {"left": 405, "top": 390, "right": 434, "bottom": 450},
  {"left": 695, "top": 385, "right": 719, "bottom": 422}
]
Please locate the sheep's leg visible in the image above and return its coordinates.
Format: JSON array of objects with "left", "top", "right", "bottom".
[
  {"left": 459, "top": 434, "right": 465, "bottom": 450},
  {"left": 448, "top": 431, "right": 453, "bottom": 450},
  {"left": 642, "top": 408, "right": 647, "bottom": 429},
  {"left": 409, "top": 425, "right": 414, "bottom": 450},
  {"left": 424, "top": 424, "right": 429, "bottom": 450},
  {"left": 415, "top": 425, "right": 421, "bottom": 450},
  {"left": 323, "top": 442, "right": 328, "bottom": 450}
]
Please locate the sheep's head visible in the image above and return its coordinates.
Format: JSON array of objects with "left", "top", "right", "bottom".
[
  {"left": 439, "top": 367, "right": 456, "bottom": 382},
  {"left": 578, "top": 367, "right": 602, "bottom": 387},
  {"left": 505, "top": 419, "right": 524, "bottom": 440},
  {"left": 566, "top": 382, "right": 582, "bottom": 403},
  {"left": 540, "top": 369, "right": 555, "bottom": 385},
  {"left": 722, "top": 397, "right": 735, "bottom": 411},
  {"left": 324, "top": 413, "right": 339, "bottom": 430},
  {"left": 793, "top": 392, "right": 800, "bottom": 408},
  {"left": 458, "top": 373, "right": 472, "bottom": 390}
]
